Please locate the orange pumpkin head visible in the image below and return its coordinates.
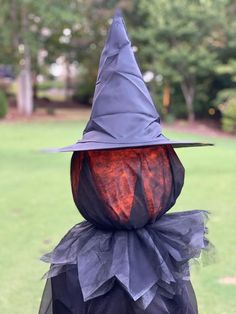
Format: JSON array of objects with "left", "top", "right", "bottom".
[{"left": 71, "top": 145, "right": 184, "bottom": 229}]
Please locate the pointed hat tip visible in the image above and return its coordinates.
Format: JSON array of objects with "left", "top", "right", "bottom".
[{"left": 114, "top": 8, "right": 122, "bottom": 19}]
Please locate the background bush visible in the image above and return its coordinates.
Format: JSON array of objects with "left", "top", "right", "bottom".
[
  {"left": 0, "top": 90, "right": 8, "bottom": 118},
  {"left": 215, "top": 89, "right": 236, "bottom": 133},
  {"left": 221, "top": 98, "right": 236, "bottom": 134},
  {"left": 72, "top": 80, "right": 95, "bottom": 106}
]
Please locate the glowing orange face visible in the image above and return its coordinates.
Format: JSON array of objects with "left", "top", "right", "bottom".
[{"left": 71, "top": 146, "right": 174, "bottom": 224}]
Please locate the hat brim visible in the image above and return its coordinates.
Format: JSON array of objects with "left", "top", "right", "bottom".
[{"left": 44, "top": 135, "right": 213, "bottom": 153}]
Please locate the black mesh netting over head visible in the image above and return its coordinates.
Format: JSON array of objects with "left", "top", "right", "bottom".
[{"left": 70, "top": 145, "right": 185, "bottom": 229}]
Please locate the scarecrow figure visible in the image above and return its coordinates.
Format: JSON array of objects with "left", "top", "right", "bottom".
[{"left": 38, "top": 10, "right": 212, "bottom": 314}]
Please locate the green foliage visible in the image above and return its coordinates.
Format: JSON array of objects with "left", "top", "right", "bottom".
[
  {"left": 37, "top": 80, "right": 64, "bottom": 91},
  {"left": 129, "top": 0, "right": 236, "bottom": 120},
  {"left": 0, "top": 0, "right": 236, "bottom": 120},
  {"left": 216, "top": 60, "right": 236, "bottom": 82},
  {"left": 0, "top": 90, "right": 8, "bottom": 118},
  {"left": 214, "top": 88, "right": 236, "bottom": 106},
  {"left": 73, "top": 80, "right": 95, "bottom": 105},
  {"left": 164, "top": 113, "right": 176, "bottom": 125},
  {"left": 0, "top": 0, "right": 83, "bottom": 73},
  {"left": 214, "top": 88, "right": 236, "bottom": 133},
  {"left": 221, "top": 98, "right": 236, "bottom": 133}
]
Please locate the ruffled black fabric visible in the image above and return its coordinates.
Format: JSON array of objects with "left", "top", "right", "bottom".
[{"left": 39, "top": 210, "right": 210, "bottom": 314}]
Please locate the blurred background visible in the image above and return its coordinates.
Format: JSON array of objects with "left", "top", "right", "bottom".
[{"left": 0, "top": 0, "right": 235, "bottom": 313}]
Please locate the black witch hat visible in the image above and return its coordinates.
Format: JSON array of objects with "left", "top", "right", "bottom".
[{"left": 48, "top": 10, "right": 212, "bottom": 152}]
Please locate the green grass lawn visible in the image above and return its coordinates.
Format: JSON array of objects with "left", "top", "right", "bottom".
[{"left": 0, "top": 120, "right": 236, "bottom": 314}]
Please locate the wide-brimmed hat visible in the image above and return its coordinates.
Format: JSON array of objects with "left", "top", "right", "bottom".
[{"left": 47, "top": 10, "right": 212, "bottom": 152}]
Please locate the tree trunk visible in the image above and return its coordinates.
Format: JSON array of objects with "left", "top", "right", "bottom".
[
  {"left": 65, "top": 58, "right": 71, "bottom": 101},
  {"left": 24, "top": 50, "right": 33, "bottom": 116},
  {"left": 33, "top": 71, "right": 38, "bottom": 101},
  {"left": 17, "top": 70, "right": 24, "bottom": 114},
  {"left": 16, "top": 5, "right": 33, "bottom": 116},
  {"left": 180, "top": 78, "right": 196, "bottom": 122},
  {"left": 17, "top": 48, "right": 33, "bottom": 116}
]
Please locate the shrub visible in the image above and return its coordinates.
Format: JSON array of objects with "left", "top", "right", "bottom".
[
  {"left": 214, "top": 89, "right": 236, "bottom": 107},
  {"left": 0, "top": 90, "right": 8, "bottom": 118},
  {"left": 221, "top": 98, "right": 236, "bottom": 134},
  {"left": 37, "top": 80, "right": 64, "bottom": 91},
  {"left": 72, "top": 80, "right": 95, "bottom": 106},
  {"left": 46, "top": 106, "right": 55, "bottom": 115}
]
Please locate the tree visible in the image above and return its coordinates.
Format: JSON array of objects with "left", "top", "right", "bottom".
[
  {"left": 131, "top": 0, "right": 227, "bottom": 121},
  {"left": 66, "top": 0, "right": 134, "bottom": 103},
  {"left": 0, "top": 0, "right": 82, "bottom": 115}
]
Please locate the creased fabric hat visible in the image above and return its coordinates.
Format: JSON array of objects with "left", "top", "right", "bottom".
[{"left": 47, "top": 10, "right": 212, "bottom": 152}]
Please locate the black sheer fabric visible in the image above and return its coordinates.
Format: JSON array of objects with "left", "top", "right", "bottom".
[
  {"left": 38, "top": 146, "right": 210, "bottom": 314},
  {"left": 39, "top": 264, "right": 198, "bottom": 314},
  {"left": 71, "top": 145, "right": 185, "bottom": 229}
]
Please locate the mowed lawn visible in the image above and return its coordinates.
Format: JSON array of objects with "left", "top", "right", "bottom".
[{"left": 0, "top": 120, "right": 236, "bottom": 314}]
